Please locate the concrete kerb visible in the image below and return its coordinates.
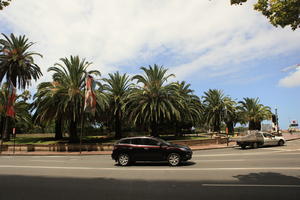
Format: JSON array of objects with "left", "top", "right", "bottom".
[{"left": 1, "top": 134, "right": 300, "bottom": 156}]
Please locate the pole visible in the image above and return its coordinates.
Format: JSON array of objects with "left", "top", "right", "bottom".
[
  {"left": 13, "top": 127, "right": 16, "bottom": 154},
  {"left": 79, "top": 112, "right": 84, "bottom": 154},
  {"left": 275, "top": 107, "right": 279, "bottom": 134}
]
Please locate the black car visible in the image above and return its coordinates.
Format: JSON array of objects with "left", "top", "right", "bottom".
[{"left": 111, "top": 136, "right": 193, "bottom": 166}]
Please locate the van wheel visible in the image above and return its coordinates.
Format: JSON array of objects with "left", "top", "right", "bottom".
[
  {"left": 168, "top": 153, "right": 181, "bottom": 166},
  {"left": 117, "top": 153, "right": 130, "bottom": 166},
  {"left": 278, "top": 140, "right": 284, "bottom": 146},
  {"left": 241, "top": 144, "right": 247, "bottom": 149},
  {"left": 252, "top": 142, "right": 258, "bottom": 149}
]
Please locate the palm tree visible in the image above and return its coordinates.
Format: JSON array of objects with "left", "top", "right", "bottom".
[
  {"left": 174, "top": 81, "right": 202, "bottom": 134},
  {"left": 238, "top": 97, "right": 272, "bottom": 130},
  {"left": 125, "top": 64, "right": 183, "bottom": 137},
  {"left": 0, "top": 33, "right": 42, "bottom": 88},
  {"left": 102, "top": 72, "right": 133, "bottom": 139},
  {"left": 223, "top": 97, "right": 238, "bottom": 135},
  {"left": 31, "top": 81, "right": 65, "bottom": 140},
  {"left": 202, "top": 89, "right": 230, "bottom": 133},
  {"left": 33, "top": 56, "right": 101, "bottom": 142},
  {"left": 0, "top": 33, "right": 42, "bottom": 140}
]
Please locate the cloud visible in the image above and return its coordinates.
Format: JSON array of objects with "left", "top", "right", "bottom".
[
  {"left": 0, "top": 0, "right": 299, "bottom": 89},
  {"left": 279, "top": 67, "right": 300, "bottom": 87}
]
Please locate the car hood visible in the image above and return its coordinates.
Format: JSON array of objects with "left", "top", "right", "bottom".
[{"left": 169, "top": 143, "right": 191, "bottom": 151}]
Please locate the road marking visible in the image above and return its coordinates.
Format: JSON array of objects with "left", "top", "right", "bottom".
[
  {"left": 193, "top": 152, "right": 281, "bottom": 157},
  {"left": 30, "top": 160, "right": 66, "bottom": 163},
  {"left": 201, "top": 159, "right": 246, "bottom": 162},
  {"left": 202, "top": 184, "right": 300, "bottom": 188},
  {"left": 0, "top": 165, "right": 300, "bottom": 171}
]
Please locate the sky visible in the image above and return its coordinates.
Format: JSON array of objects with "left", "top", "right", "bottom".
[{"left": 0, "top": 0, "right": 299, "bottom": 129}]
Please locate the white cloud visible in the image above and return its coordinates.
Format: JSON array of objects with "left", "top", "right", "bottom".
[
  {"left": 0, "top": 0, "right": 299, "bottom": 89},
  {"left": 279, "top": 67, "right": 300, "bottom": 87}
]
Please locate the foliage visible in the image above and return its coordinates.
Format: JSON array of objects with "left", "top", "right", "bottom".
[
  {"left": 102, "top": 72, "right": 133, "bottom": 139},
  {"left": 0, "top": 33, "right": 42, "bottom": 89},
  {"left": 231, "top": 0, "right": 300, "bottom": 30},
  {"left": 202, "top": 89, "right": 231, "bottom": 133},
  {"left": 238, "top": 97, "right": 272, "bottom": 130},
  {"left": 125, "top": 64, "right": 184, "bottom": 137},
  {"left": 0, "top": 0, "right": 11, "bottom": 10},
  {"left": 32, "top": 56, "right": 103, "bottom": 142}
]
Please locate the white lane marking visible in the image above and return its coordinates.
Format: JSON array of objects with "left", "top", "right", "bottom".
[
  {"left": 0, "top": 165, "right": 300, "bottom": 171},
  {"left": 30, "top": 160, "right": 66, "bottom": 163},
  {"left": 193, "top": 152, "right": 281, "bottom": 157},
  {"left": 201, "top": 159, "right": 245, "bottom": 162},
  {"left": 202, "top": 184, "right": 300, "bottom": 188}
]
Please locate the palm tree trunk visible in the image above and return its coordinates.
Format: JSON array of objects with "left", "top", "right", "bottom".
[
  {"left": 150, "top": 121, "right": 159, "bottom": 137},
  {"left": 2, "top": 117, "right": 11, "bottom": 141},
  {"left": 55, "top": 117, "right": 63, "bottom": 140},
  {"left": 226, "top": 121, "right": 234, "bottom": 135},
  {"left": 69, "top": 120, "right": 78, "bottom": 143},
  {"left": 249, "top": 120, "right": 256, "bottom": 130},
  {"left": 114, "top": 110, "right": 122, "bottom": 139}
]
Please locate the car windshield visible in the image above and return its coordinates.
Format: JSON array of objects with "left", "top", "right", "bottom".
[{"left": 156, "top": 138, "right": 171, "bottom": 146}]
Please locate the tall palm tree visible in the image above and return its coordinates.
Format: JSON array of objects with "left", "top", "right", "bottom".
[
  {"left": 0, "top": 33, "right": 42, "bottom": 88},
  {"left": 223, "top": 97, "right": 238, "bottom": 135},
  {"left": 202, "top": 89, "right": 230, "bottom": 133},
  {"left": 174, "top": 81, "right": 202, "bottom": 133},
  {"left": 102, "top": 72, "right": 133, "bottom": 139},
  {"left": 238, "top": 97, "right": 272, "bottom": 130},
  {"left": 125, "top": 64, "right": 183, "bottom": 137},
  {"left": 34, "top": 56, "right": 101, "bottom": 142},
  {"left": 0, "top": 33, "right": 42, "bottom": 140},
  {"left": 31, "top": 81, "right": 65, "bottom": 140}
]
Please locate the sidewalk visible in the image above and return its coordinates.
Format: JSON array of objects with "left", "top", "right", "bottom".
[{"left": 1, "top": 132, "right": 299, "bottom": 156}]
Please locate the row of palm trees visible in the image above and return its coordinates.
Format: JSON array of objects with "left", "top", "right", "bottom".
[{"left": 0, "top": 33, "right": 273, "bottom": 142}]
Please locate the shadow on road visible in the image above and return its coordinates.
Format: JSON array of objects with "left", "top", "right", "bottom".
[
  {"left": 0, "top": 172, "right": 299, "bottom": 200},
  {"left": 114, "top": 161, "right": 196, "bottom": 167},
  {"left": 234, "top": 172, "right": 300, "bottom": 185}
]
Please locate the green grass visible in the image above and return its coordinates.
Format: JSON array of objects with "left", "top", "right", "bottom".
[{"left": 2, "top": 133, "right": 210, "bottom": 145}]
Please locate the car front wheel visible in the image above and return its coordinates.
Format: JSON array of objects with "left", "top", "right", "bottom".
[
  {"left": 278, "top": 140, "right": 284, "bottom": 146},
  {"left": 117, "top": 153, "right": 130, "bottom": 166},
  {"left": 168, "top": 153, "right": 181, "bottom": 166}
]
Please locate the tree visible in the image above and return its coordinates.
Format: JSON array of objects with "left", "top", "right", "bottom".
[
  {"left": 173, "top": 81, "right": 202, "bottom": 134},
  {"left": 31, "top": 81, "right": 65, "bottom": 140},
  {"left": 0, "top": 0, "right": 11, "bottom": 10},
  {"left": 223, "top": 97, "right": 238, "bottom": 135},
  {"left": 125, "top": 64, "right": 184, "bottom": 137},
  {"left": 0, "top": 33, "right": 42, "bottom": 140},
  {"left": 238, "top": 97, "right": 272, "bottom": 130},
  {"left": 231, "top": 0, "right": 300, "bottom": 30},
  {"left": 202, "top": 89, "right": 231, "bottom": 133},
  {"left": 36, "top": 56, "right": 101, "bottom": 142},
  {"left": 102, "top": 72, "right": 133, "bottom": 139}
]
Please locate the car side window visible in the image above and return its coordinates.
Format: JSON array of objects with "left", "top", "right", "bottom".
[
  {"left": 143, "top": 139, "right": 159, "bottom": 146},
  {"left": 119, "top": 139, "right": 131, "bottom": 144},
  {"left": 131, "top": 138, "right": 143, "bottom": 145}
]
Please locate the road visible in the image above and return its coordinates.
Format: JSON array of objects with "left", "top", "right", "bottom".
[{"left": 0, "top": 140, "right": 300, "bottom": 200}]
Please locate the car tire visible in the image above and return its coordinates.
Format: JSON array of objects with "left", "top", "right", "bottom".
[
  {"left": 252, "top": 142, "right": 258, "bottom": 149},
  {"left": 168, "top": 153, "right": 181, "bottom": 166},
  {"left": 278, "top": 140, "right": 284, "bottom": 146},
  {"left": 117, "top": 153, "right": 130, "bottom": 166},
  {"left": 241, "top": 144, "right": 247, "bottom": 149}
]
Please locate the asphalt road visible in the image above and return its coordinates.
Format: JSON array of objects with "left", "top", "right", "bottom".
[{"left": 0, "top": 140, "right": 300, "bottom": 200}]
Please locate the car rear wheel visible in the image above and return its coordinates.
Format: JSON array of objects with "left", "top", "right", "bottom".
[
  {"left": 168, "top": 153, "right": 181, "bottom": 166},
  {"left": 278, "top": 140, "right": 284, "bottom": 146},
  {"left": 252, "top": 142, "right": 258, "bottom": 149},
  {"left": 117, "top": 153, "right": 130, "bottom": 166}
]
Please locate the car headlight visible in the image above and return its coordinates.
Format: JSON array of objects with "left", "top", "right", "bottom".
[{"left": 179, "top": 147, "right": 188, "bottom": 151}]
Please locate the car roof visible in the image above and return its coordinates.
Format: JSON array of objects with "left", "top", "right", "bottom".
[{"left": 119, "top": 136, "right": 157, "bottom": 141}]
